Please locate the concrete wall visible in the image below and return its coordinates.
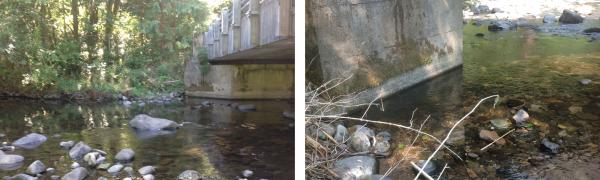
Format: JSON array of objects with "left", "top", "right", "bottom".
[
  {"left": 184, "top": 61, "right": 294, "bottom": 99},
  {"left": 306, "top": 0, "right": 463, "bottom": 103}
]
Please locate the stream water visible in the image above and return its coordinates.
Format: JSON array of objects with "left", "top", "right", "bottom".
[
  {"left": 0, "top": 98, "right": 294, "bottom": 179},
  {"left": 359, "top": 23, "right": 600, "bottom": 179}
]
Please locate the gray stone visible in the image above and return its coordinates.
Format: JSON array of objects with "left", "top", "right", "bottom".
[
  {"left": 559, "top": 10, "right": 584, "bottom": 24},
  {"left": 142, "top": 174, "right": 155, "bottom": 180},
  {"left": 129, "top": 114, "right": 179, "bottom": 131},
  {"left": 124, "top": 166, "right": 134, "bottom": 175},
  {"left": 138, "top": 166, "right": 155, "bottom": 175},
  {"left": 375, "top": 131, "right": 391, "bottom": 142},
  {"left": 373, "top": 140, "right": 391, "bottom": 155},
  {"left": 242, "top": 169, "right": 253, "bottom": 177},
  {"left": 9, "top": 174, "right": 36, "bottom": 180},
  {"left": 475, "top": 5, "right": 490, "bottom": 14},
  {"left": 46, "top": 167, "right": 55, "bottom": 174},
  {"left": 491, "top": 8, "right": 502, "bottom": 13},
  {"left": 317, "top": 123, "right": 335, "bottom": 140},
  {"left": 490, "top": 118, "right": 512, "bottom": 129},
  {"left": 334, "top": 124, "right": 349, "bottom": 143},
  {"left": 579, "top": 79, "right": 592, "bottom": 85},
  {"left": 70, "top": 162, "right": 80, "bottom": 169},
  {"left": 0, "top": 154, "right": 25, "bottom": 170},
  {"left": 177, "top": 170, "right": 201, "bottom": 180},
  {"left": 115, "top": 148, "right": 135, "bottom": 162},
  {"left": 352, "top": 126, "right": 375, "bottom": 137},
  {"left": 237, "top": 104, "right": 256, "bottom": 111},
  {"left": 543, "top": 15, "right": 556, "bottom": 23},
  {"left": 59, "top": 141, "right": 75, "bottom": 149},
  {"left": 541, "top": 138, "right": 560, "bottom": 154},
  {"left": 333, "top": 156, "right": 376, "bottom": 180},
  {"left": 488, "top": 20, "right": 516, "bottom": 31},
  {"left": 12, "top": 133, "right": 47, "bottom": 149},
  {"left": 107, "top": 164, "right": 124, "bottom": 174},
  {"left": 96, "top": 163, "right": 111, "bottom": 170},
  {"left": 414, "top": 160, "right": 436, "bottom": 175},
  {"left": 61, "top": 167, "right": 88, "bottom": 180},
  {"left": 26, "top": 160, "right": 45, "bottom": 175},
  {"left": 68, "top": 142, "right": 91, "bottom": 160},
  {"left": 349, "top": 132, "right": 371, "bottom": 152},
  {"left": 512, "top": 109, "right": 530, "bottom": 123}
]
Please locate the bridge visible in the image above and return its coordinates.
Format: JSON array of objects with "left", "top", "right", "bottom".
[{"left": 184, "top": 0, "right": 294, "bottom": 99}]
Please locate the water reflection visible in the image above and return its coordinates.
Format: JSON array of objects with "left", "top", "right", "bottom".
[{"left": 0, "top": 98, "right": 294, "bottom": 179}]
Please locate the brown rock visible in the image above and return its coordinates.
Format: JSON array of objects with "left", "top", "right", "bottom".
[{"left": 479, "top": 130, "right": 506, "bottom": 145}]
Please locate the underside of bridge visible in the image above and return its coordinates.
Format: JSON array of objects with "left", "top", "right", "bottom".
[{"left": 185, "top": 0, "right": 294, "bottom": 99}]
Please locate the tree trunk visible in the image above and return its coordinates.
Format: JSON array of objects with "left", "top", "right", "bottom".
[{"left": 71, "top": 0, "right": 79, "bottom": 41}]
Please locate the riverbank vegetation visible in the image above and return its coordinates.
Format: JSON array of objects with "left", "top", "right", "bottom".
[{"left": 0, "top": 0, "right": 211, "bottom": 100}]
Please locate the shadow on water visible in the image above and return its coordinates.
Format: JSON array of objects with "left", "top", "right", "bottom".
[
  {"left": 0, "top": 98, "right": 294, "bottom": 179},
  {"left": 357, "top": 24, "right": 600, "bottom": 179}
]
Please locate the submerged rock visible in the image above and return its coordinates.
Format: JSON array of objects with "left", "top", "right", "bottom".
[
  {"left": 559, "top": 10, "right": 584, "bottom": 24},
  {"left": 490, "top": 118, "right": 512, "bottom": 129},
  {"left": 333, "top": 156, "right": 376, "bottom": 180},
  {"left": 115, "top": 148, "right": 135, "bottom": 162},
  {"left": 177, "top": 170, "right": 201, "bottom": 180},
  {"left": 68, "top": 142, "right": 91, "bottom": 160},
  {"left": 479, "top": 130, "right": 506, "bottom": 145},
  {"left": 61, "top": 167, "right": 88, "bottom": 180},
  {"left": 512, "top": 109, "right": 530, "bottom": 123},
  {"left": 129, "top": 114, "right": 179, "bottom": 131},
  {"left": 349, "top": 132, "right": 371, "bottom": 152},
  {"left": 0, "top": 154, "right": 24, "bottom": 170},
  {"left": 541, "top": 138, "right": 560, "bottom": 154},
  {"left": 26, "top": 160, "right": 45, "bottom": 175},
  {"left": 334, "top": 124, "right": 349, "bottom": 143},
  {"left": 12, "top": 133, "right": 47, "bottom": 149},
  {"left": 138, "top": 166, "right": 155, "bottom": 175}
]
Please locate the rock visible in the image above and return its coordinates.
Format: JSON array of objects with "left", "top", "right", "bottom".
[
  {"left": 349, "top": 132, "right": 371, "bottom": 152},
  {"left": 46, "top": 167, "right": 55, "bottom": 174},
  {"left": 568, "top": 106, "right": 583, "bottom": 114},
  {"left": 488, "top": 20, "right": 516, "bottom": 31},
  {"left": 375, "top": 131, "right": 391, "bottom": 142},
  {"left": 97, "top": 177, "right": 108, "bottom": 180},
  {"left": 97, "top": 163, "right": 111, "bottom": 170},
  {"left": 69, "top": 162, "right": 80, "bottom": 169},
  {"left": 543, "top": 15, "right": 556, "bottom": 23},
  {"left": 576, "top": 112, "right": 599, "bottom": 120},
  {"left": 317, "top": 123, "right": 335, "bottom": 140},
  {"left": 115, "top": 148, "right": 135, "bottom": 162},
  {"left": 584, "top": 28, "right": 600, "bottom": 33},
  {"left": 413, "top": 160, "right": 436, "bottom": 176},
  {"left": 541, "top": 138, "right": 560, "bottom": 154},
  {"left": 0, "top": 154, "right": 25, "bottom": 170},
  {"left": 123, "top": 100, "right": 132, "bottom": 106},
  {"left": 237, "top": 104, "right": 256, "bottom": 111},
  {"left": 83, "top": 152, "right": 101, "bottom": 166},
  {"left": 9, "top": 174, "right": 36, "bottom": 180},
  {"left": 138, "top": 166, "right": 155, "bottom": 175},
  {"left": 559, "top": 10, "right": 584, "bottom": 24},
  {"left": 129, "top": 114, "right": 180, "bottom": 131},
  {"left": 479, "top": 130, "right": 506, "bottom": 145},
  {"left": 107, "top": 164, "right": 124, "bottom": 174},
  {"left": 69, "top": 142, "right": 91, "bottom": 160},
  {"left": 490, "top": 118, "right": 512, "bottom": 129},
  {"left": 373, "top": 140, "right": 391, "bottom": 155},
  {"left": 491, "top": 8, "right": 502, "bottom": 13},
  {"left": 201, "top": 101, "right": 211, "bottom": 106},
  {"left": 557, "top": 122, "right": 577, "bottom": 132},
  {"left": 26, "top": 160, "right": 45, "bottom": 175},
  {"left": 446, "top": 128, "right": 465, "bottom": 146},
  {"left": 282, "top": 110, "right": 294, "bottom": 119},
  {"left": 142, "top": 174, "right": 155, "bottom": 180},
  {"left": 466, "top": 152, "right": 479, "bottom": 159},
  {"left": 579, "top": 79, "right": 592, "bottom": 85},
  {"left": 529, "top": 104, "right": 544, "bottom": 112},
  {"left": 61, "top": 167, "right": 88, "bottom": 180},
  {"left": 12, "top": 133, "right": 47, "bottom": 149},
  {"left": 177, "top": 170, "right": 201, "bottom": 180},
  {"left": 358, "top": 174, "right": 392, "bottom": 180},
  {"left": 474, "top": 5, "right": 490, "bottom": 14},
  {"left": 0, "top": 146, "right": 15, "bottom": 152},
  {"left": 50, "top": 175, "right": 60, "bottom": 180},
  {"left": 242, "top": 169, "right": 253, "bottom": 177},
  {"left": 59, "top": 141, "right": 75, "bottom": 149},
  {"left": 332, "top": 156, "right": 376, "bottom": 180},
  {"left": 512, "top": 109, "right": 530, "bottom": 123},
  {"left": 124, "top": 166, "right": 134, "bottom": 176},
  {"left": 334, "top": 124, "right": 349, "bottom": 143},
  {"left": 352, "top": 125, "right": 375, "bottom": 137}
]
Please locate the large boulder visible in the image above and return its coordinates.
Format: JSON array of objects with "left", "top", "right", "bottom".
[
  {"left": 559, "top": 10, "right": 584, "bottom": 24},
  {"left": 129, "top": 114, "right": 179, "bottom": 131},
  {"left": 12, "top": 133, "right": 47, "bottom": 149},
  {"left": 333, "top": 156, "right": 376, "bottom": 180},
  {"left": 61, "top": 167, "right": 88, "bottom": 180},
  {"left": 0, "top": 154, "right": 24, "bottom": 170},
  {"left": 69, "top": 141, "right": 92, "bottom": 160}
]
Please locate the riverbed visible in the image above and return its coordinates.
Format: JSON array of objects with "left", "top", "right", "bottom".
[{"left": 0, "top": 98, "right": 294, "bottom": 179}]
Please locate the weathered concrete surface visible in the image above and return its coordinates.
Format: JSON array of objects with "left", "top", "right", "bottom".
[
  {"left": 184, "top": 62, "right": 293, "bottom": 99},
  {"left": 307, "top": 0, "right": 463, "bottom": 104}
]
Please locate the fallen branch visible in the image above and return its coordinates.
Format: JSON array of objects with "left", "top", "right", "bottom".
[{"left": 410, "top": 161, "right": 434, "bottom": 180}]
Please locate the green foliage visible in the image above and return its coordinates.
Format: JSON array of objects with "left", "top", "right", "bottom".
[{"left": 0, "top": 0, "right": 210, "bottom": 97}]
